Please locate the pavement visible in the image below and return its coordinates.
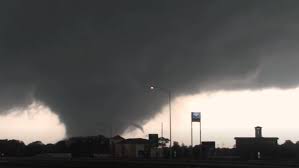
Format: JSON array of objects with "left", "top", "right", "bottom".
[{"left": 0, "top": 158, "right": 298, "bottom": 168}]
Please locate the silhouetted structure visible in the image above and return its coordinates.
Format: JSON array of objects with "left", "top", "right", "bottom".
[
  {"left": 235, "top": 126, "right": 278, "bottom": 160},
  {"left": 202, "top": 141, "right": 216, "bottom": 159},
  {"left": 109, "top": 135, "right": 125, "bottom": 157},
  {"left": 115, "top": 138, "right": 149, "bottom": 158},
  {"left": 148, "top": 134, "right": 159, "bottom": 147},
  {"left": 5, "top": 131, "right": 299, "bottom": 161}
]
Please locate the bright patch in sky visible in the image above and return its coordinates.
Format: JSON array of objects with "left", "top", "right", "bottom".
[
  {"left": 1, "top": 88, "right": 299, "bottom": 147},
  {"left": 0, "top": 102, "right": 66, "bottom": 144},
  {"left": 124, "top": 88, "right": 299, "bottom": 147}
]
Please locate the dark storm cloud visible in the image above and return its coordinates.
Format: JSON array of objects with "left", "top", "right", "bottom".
[{"left": 0, "top": 0, "right": 299, "bottom": 136}]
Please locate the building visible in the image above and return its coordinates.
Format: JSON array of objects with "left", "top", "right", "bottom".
[
  {"left": 235, "top": 126, "right": 278, "bottom": 160},
  {"left": 110, "top": 135, "right": 125, "bottom": 157},
  {"left": 202, "top": 141, "right": 216, "bottom": 159},
  {"left": 115, "top": 138, "right": 149, "bottom": 158},
  {"left": 110, "top": 135, "right": 125, "bottom": 144}
]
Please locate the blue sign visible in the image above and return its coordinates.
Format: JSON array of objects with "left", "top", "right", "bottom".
[{"left": 191, "top": 112, "right": 201, "bottom": 122}]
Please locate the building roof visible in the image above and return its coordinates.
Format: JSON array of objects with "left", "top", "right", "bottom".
[
  {"left": 111, "top": 135, "right": 125, "bottom": 140},
  {"left": 235, "top": 137, "right": 278, "bottom": 140},
  {"left": 119, "top": 138, "right": 149, "bottom": 144}
]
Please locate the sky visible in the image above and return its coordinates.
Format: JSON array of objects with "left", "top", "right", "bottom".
[
  {"left": 0, "top": 102, "right": 65, "bottom": 144},
  {"left": 2, "top": 87, "right": 299, "bottom": 147},
  {"left": 124, "top": 87, "right": 299, "bottom": 147},
  {"left": 1, "top": 1, "right": 299, "bottom": 146}
]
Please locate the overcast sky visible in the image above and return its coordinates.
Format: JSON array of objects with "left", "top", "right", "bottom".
[{"left": 0, "top": 1, "right": 299, "bottom": 145}]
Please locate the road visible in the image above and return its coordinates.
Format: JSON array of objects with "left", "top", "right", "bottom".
[{"left": 0, "top": 158, "right": 298, "bottom": 168}]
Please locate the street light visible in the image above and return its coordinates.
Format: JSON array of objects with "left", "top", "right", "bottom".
[{"left": 149, "top": 85, "right": 172, "bottom": 159}]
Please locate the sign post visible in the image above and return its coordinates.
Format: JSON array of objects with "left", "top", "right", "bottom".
[
  {"left": 191, "top": 112, "right": 202, "bottom": 159},
  {"left": 191, "top": 118, "right": 193, "bottom": 147}
]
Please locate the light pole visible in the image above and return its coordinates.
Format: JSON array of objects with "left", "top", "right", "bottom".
[{"left": 150, "top": 85, "right": 172, "bottom": 159}]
